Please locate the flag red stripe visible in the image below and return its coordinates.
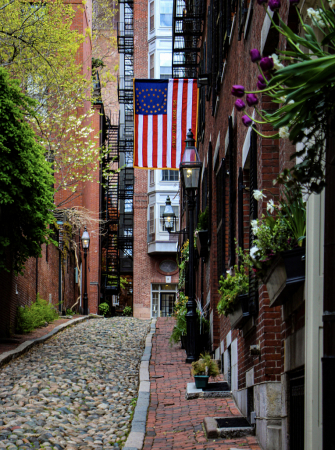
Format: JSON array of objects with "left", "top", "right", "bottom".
[
  {"left": 142, "top": 116, "right": 148, "bottom": 168},
  {"left": 181, "top": 79, "right": 188, "bottom": 162},
  {"left": 191, "top": 81, "right": 198, "bottom": 144},
  {"left": 163, "top": 114, "right": 167, "bottom": 169},
  {"left": 153, "top": 115, "right": 158, "bottom": 168},
  {"left": 171, "top": 79, "right": 178, "bottom": 169},
  {"left": 134, "top": 113, "right": 139, "bottom": 167}
]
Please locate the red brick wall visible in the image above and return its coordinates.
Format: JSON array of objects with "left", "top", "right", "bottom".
[
  {"left": 0, "top": 243, "right": 77, "bottom": 338},
  {"left": 195, "top": 0, "right": 299, "bottom": 387}
]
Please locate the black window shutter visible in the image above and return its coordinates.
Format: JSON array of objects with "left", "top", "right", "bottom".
[
  {"left": 228, "top": 116, "right": 235, "bottom": 267},
  {"left": 206, "top": 2, "right": 212, "bottom": 101},
  {"left": 249, "top": 129, "right": 258, "bottom": 314},
  {"left": 238, "top": 167, "right": 245, "bottom": 252},
  {"left": 208, "top": 141, "right": 212, "bottom": 246},
  {"left": 217, "top": 158, "right": 226, "bottom": 279}
]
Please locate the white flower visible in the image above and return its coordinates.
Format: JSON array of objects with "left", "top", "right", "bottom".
[
  {"left": 271, "top": 53, "right": 284, "bottom": 70},
  {"left": 251, "top": 219, "right": 259, "bottom": 235},
  {"left": 280, "top": 96, "right": 287, "bottom": 103},
  {"left": 253, "top": 190, "right": 267, "bottom": 201},
  {"left": 267, "top": 199, "right": 275, "bottom": 214},
  {"left": 288, "top": 100, "right": 294, "bottom": 105},
  {"left": 250, "top": 246, "right": 259, "bottom": 259},
  {"left": 279, "top": 126, "right": 290, "bottom": 139},
  {"left": 330, "top": 0, "right": 335, "bottom": 9}
]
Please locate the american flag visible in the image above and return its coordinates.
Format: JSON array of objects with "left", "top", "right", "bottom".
[{"left": 134, "top": 79, "right": 198, "bottom": 169}]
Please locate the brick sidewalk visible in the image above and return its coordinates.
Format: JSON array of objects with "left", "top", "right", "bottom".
[{"left": 143, "top": 317, "right": 261, "bottom": 450}]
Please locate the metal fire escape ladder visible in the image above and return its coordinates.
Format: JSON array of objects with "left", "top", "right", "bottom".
[
  {"left": 102, "top": 116, "right": 120, "bottom": 294},
  {"left": 117, "top": 0, "right": 134, "bottom": 279},
  {"left": 172, "top": 0, "right": 205, "bottom": 78}
]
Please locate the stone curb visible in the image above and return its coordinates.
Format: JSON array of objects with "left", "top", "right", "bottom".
[
  {"left": 0, "top": 315, "right": 99, "bottom": 368},
  {"left": 123, "top": 319, "right": 156, "bottom": 450}
]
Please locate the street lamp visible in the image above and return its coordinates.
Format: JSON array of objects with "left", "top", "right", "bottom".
[
  {"left": 81, "top": 226, "right": 90, "bottom": 315},
  {"left": 179, "top": 129, "right": 202, "bottom": 363},
  {"left": 163, "top": 196, "right": 175, "bottom": 232}
]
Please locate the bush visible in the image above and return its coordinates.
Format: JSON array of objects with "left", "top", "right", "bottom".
[
  {"left": 16, "top": 294, "right": 59, "bottom": 333},
  {"left": 191, "top": 353, "right": 219, "bottom": 377},
  {"left": 123, "top": 306, "right": 132, "bottom": 316},
  {"left": 99, "top": 302, "right": 110, "bottom": 316}
]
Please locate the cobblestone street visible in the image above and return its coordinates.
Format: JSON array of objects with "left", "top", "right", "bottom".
[
  {"left": 143, "top": 318, "right": 261, "bottom": 450},
  {"left": 0, "top": 318, "right": 150, "bottom": 450}
]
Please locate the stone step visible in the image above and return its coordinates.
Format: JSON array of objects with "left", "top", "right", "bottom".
[
  {"left": 204, "top": 416, "right": 254, "bottom": 439},
  {"left": 185, "top": 381, "right": 232, "bottom": 399}
]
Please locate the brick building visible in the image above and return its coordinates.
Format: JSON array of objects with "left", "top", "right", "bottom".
[
  {"left": 115, "top": 0, "right": 179, "bottom": 319},
  {"left": 0, "top": 0, "right": 106, "bottom": 336},
  {"left": 171, "top": 0, "right": 324, "bottom": 448}
]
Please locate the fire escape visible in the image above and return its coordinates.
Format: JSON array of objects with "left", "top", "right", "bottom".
[
  {"left": 117, "top": 0, "right": 134, "bottom": 297},
  {"left": 172, "top": 0, "right": 205, "bottom": 78},
  {"left": 101, "top": 112, "right": 120, "bottom": 297}
]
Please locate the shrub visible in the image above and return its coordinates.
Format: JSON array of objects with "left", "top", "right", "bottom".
[
  {"left": 123, "top": 306, "right": 132, "bottom": 316},
  {"left": 99, "top": 302, "right": 110, "bottom": 316},
  {"left": 191, "top": 353, "right": 220, "bottom": 377},
  {"left": 16, "top": 294, "right": 58, "bottom": 333}
]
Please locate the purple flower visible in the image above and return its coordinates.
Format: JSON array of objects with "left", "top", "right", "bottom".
[
  {"left": 242, "top": 115, "right": 252, "bottom": 127},
  {"left": 246, "top": 93, "right": 259, "bottom": 107},
  {"left": 260, "top": 57, "right": 274, "bottom": 71},
  {"left": 231, "top": 85, "right": 245, "bottom": 97},
  {"left": 268, "top": 0, "right": 281, "bottom": 9},
  {"left": 258, "top": 73, "right": 269, "bottom": 82},
  {"left": 235, "top": 99, "right": 246, "bottom": 111},
  {"left": 257, "top": 80, "right": 266, "bottom": 90},
  {"left": 250, "top": 49, "right": 261, "bottom": 63}
]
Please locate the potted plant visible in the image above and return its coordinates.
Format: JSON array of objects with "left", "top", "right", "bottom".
[
  {"left": 195, "top": 207, "right": 209, "bottom": 257},
  {"left": 169, "top": 292, "right": 187, "bottom": 347},
  {"left": 250, "top": 183, "right": 306, "bottom": 307},
  {"left": 191, "top": 353, "right": 219, "bottom": 389},
  {"left": 217, "top": 258, "right": 250, "bottom": 329}
]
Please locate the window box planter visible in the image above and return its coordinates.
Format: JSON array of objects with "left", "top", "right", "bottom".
[
  {"left": 196, "top": 230, "right": 208, "bottom": 257},
  {"left": 228, "top": 294, "right": 250, "bottom": 330},
  {"left": 264, "top": 247, "right": 305, "bottom": 308},
  {"left": 194, "top": 375, "right": 209, "bottom": 389}
]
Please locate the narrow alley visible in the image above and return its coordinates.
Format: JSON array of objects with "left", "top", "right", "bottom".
[
  {"left": 0, "top": 319, "right": 149, "bottom": 450},
  {"left": 143, "top": 318, "right": 261, "bottom": 450}
]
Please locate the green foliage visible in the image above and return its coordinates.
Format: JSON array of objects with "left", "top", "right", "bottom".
[
  {"left": 169, "top": 303, "right": 187, "bottom": 345},
  {"left": 123, "top": 306, "right": 132, "bottom": 316},
  {"left": 191, "top": 353, "right": 220, "bottom": 377},
  {"left": 197, "top": 206, "right": 209, "bottom": 230},
  {"left": 217, "top": 263, "right": 249, "bottom": 317},
  {"left": 16, "top": 295, "right": 58, "bottom": 333},
  {"left": 178, "top": 240, "right": 189, "bottom": 292},
  {"left": 120, "top": 276, "right": 128, "bottom": 290},
  {"left": 99, "top": 302, "right": 110, "bottom": 317},
  {"left": 250, "top": 185, "right": 306, "bottom": 280},
  {"left": 66, "top": 309, "right": 75, "bottom": 316},
  {"left": 247, "top": 3, "right": 335, "bottom": 194},
  {"left": 0, "top": 67, "right": 55, "bottom": 272}
]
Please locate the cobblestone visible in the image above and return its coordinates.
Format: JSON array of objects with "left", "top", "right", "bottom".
[{"left": 0, "top": 318, "right": 150, "bottom": 450}]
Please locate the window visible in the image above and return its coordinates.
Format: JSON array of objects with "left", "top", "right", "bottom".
[
  {"left": 150, "top": 0, "right": 155, "bottom": 31},
  {"left": 161, "top": 169, "right": 178, "bottom": 181},
  {"left": 160, "top": 205, "right": 179, "bottom": 232},
  {"left": 151, "top": 283, "right": 178, "bottom": 317},
  {"left": 150, "top": 53, "right": 155, "bottom": 79},
  {"left": 160, "top": 0, "right": 172, "bottom": 26},
  {"left": 160, "top": 53, "right": 172, "bottom": 80},
  {"left": 149, "top": 170, "right": 155, "bottom": 185},
  {"left": 149, "top": 205, "right": 155, "bottom": 235}
]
